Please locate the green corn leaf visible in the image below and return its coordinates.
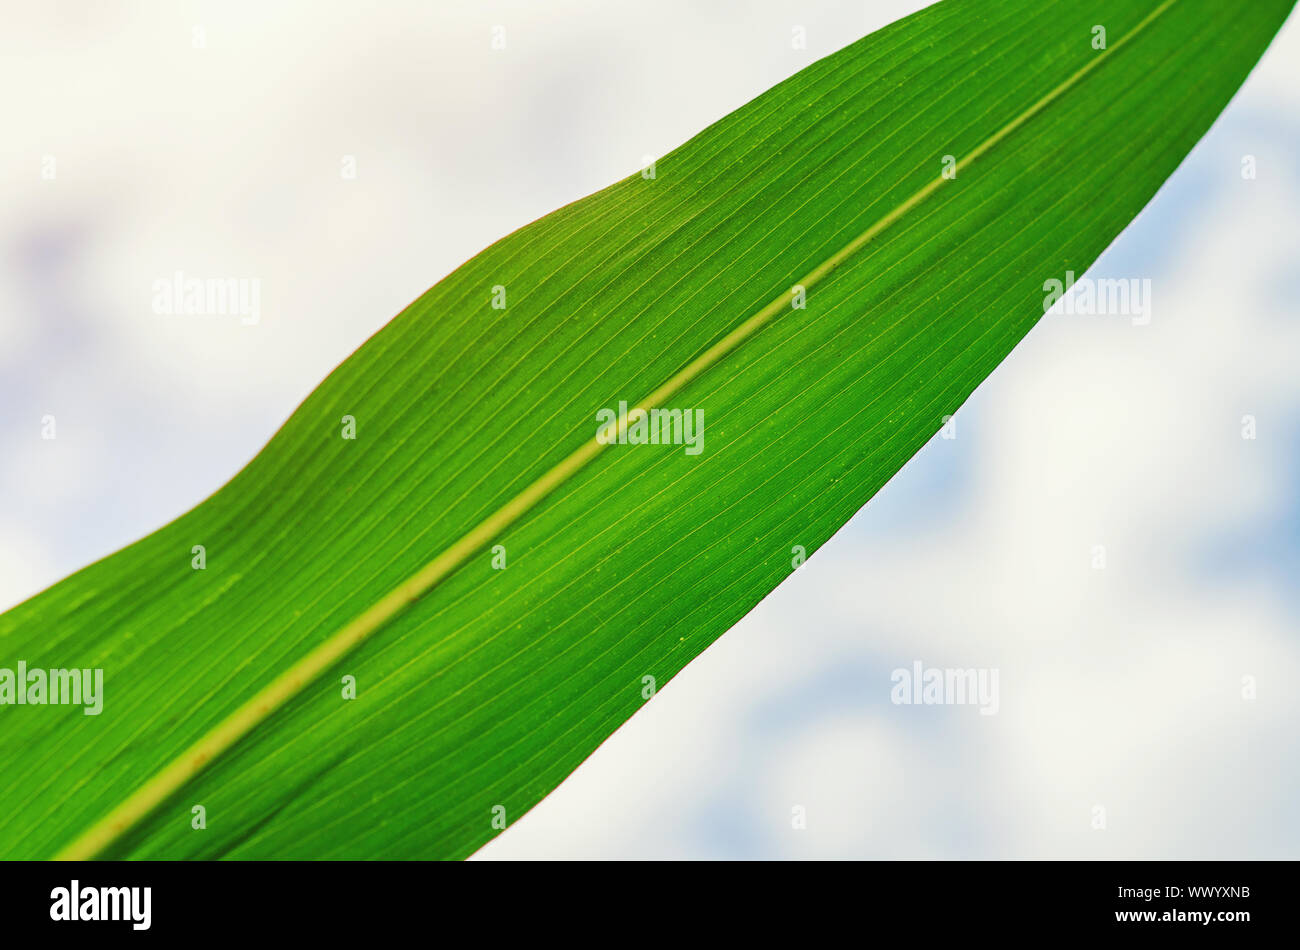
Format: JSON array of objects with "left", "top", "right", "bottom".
[{"left": 1, "top": 0, "right": 1292, "bottom": 859}]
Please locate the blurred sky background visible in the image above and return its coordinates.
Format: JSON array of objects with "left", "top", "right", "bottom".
[{"left": 2, "top": 1, "right": 1297, "bottom": 859}]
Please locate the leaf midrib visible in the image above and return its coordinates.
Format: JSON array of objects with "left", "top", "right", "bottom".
[{"left": 53, "top": 0, "right": 1178, "bottom": 861}]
